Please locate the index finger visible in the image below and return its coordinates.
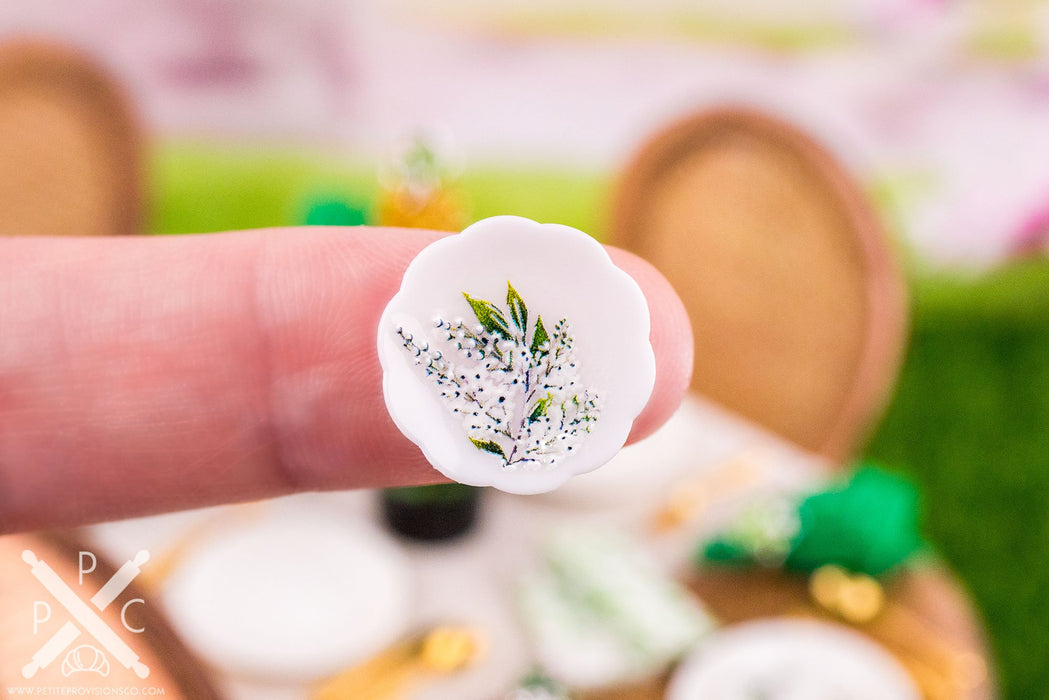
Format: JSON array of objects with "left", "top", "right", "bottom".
[{"left": 0, "top": 227, "right": 692, "bottom": 532}]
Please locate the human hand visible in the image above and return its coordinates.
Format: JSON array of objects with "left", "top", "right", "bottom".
[{"left": 0, "top": 228, "right": 692, "bottom": 532}]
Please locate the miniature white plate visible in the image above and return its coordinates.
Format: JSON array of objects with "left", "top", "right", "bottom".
[
  {"left": 162, "top": 505, "right": 413, "bottom": 682},
  {"left": 378, "top": 216, "right": 655, "bottom": 494},
  {"left": 667, "top": 618, "right": 919, "bottom": 699}
]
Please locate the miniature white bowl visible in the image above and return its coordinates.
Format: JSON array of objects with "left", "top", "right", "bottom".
[{"left": 378, "top": 216, "right": 655, "bottom": 494}]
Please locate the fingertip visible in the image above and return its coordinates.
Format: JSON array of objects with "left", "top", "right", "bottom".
[{"left": 605, "top": 246, "right": 694, "bottom": 445}]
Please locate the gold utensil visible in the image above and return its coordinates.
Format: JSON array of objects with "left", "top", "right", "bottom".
[
  {"left": 651, "top": 448, "right": 764, "bottom": 533},
  {"left": 314, "top": 625, "right": 486, "bottom": 700}
]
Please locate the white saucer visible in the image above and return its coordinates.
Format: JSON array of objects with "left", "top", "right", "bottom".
[
  {"left": 667, "top": 617, "right": 919, "bottom": 700},
  {"left": 162, "top": 503, "right": 413, "bottom": 682}
]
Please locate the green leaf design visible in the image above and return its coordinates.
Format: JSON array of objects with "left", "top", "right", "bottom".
[
  {"left": 506, "top": 282, "right": 528, "bottom": 332},
  {"left": 528, "top": 395, "right": 552, "bottom": 423},
  {"left": 463, "top": 293, "right": 510, "bottom": 336},
  {"left": 530, "top": 314, "right": 549, "bottom": 355},
  {"left": 470, "top": 437, "right": 507, "bottom": 460}
]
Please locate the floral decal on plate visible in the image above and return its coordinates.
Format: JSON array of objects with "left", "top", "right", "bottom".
[
  {"left": 377, "top": 215, "right": 654, "bottom": 495},
  {"left": 397, "top": 282, "right": 601, "bottom": 471}
]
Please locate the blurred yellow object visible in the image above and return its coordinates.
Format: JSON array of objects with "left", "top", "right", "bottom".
[
  {"left": 419, "top": 626, "right": 484, "bottom": 673},
  {"left": 376, "top": 134, "right": 469, "bottom": 232},
  {"left": 314, "top": 625, "right": 486, "bottom": 700},
  {"left": 376, "top": 186, "right": 467, "bottom": 232},
  {"left": 809, "top": 564, "right": 884, "bottom": 624},
  {"left": 650, "top": 449, "right": 763, "bottom": 533}
]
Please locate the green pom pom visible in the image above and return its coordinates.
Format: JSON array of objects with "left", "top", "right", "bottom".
[
  {"left": 301, "top": 196, "right": 369, "bottom": 227},
  {"left": 700, "top": 539, "right": 753, "bottom": 565},
  {"left": 695, "top": 463, "right": 925, "bottom": 578},
  {"left": 785, "top": 463, "right": 924, "bottom": 577}
]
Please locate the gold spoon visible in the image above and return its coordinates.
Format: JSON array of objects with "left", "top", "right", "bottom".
[{"left": 313, "top": 625, "right": 487, "bottom": 700}]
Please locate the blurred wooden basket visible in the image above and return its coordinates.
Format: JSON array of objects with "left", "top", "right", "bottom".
[
  {"left": 610, "top": 108, "right": 907, "bottom": 462},
  {"left": 0, "top": 40, "right": 141, "bottom": 238}
]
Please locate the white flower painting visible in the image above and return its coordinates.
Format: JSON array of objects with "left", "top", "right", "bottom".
[{"left": 397, "top": 282, "right": 601, "bottom": 471}]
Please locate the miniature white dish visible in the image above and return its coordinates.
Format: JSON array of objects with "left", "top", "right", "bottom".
[
  {"left": 378, "top": 215, "right": 655, "bottom": 494},
  {"left": 666, "top": 618, "right": 919, "bottom": 699},
  {"left": 162, "top": 505, "right": 413, "bottom": 682}
]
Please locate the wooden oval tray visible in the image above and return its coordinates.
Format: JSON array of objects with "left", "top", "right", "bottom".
[
  {"left": 0, "top": 41, "right": 141, "bottom": 237},
  {"left": 610, "top": 108, "right": 907, "bottom": 461}
]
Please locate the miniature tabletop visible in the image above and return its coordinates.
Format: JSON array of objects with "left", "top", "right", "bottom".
[{"left": 87, "top": 394, "right": 989, "bottom": 699}]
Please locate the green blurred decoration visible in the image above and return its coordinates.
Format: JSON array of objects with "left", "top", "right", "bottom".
[
  {"left": 300, "top": 195, "right": 369, "bottom": 227},
  {"left": 787, "top": 465, "right": 923, "bottom": 576},
  {"left": 512, "top": 670, "right": 569, "bottom": 700},
  {"left": 149, "top": 143, "right": 1049, "bottom": 699},
  {"left": 701, "top": 464, "right": 925, "bottom": 578}
]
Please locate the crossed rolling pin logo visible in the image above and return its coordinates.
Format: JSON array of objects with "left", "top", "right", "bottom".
[{"left": 21, "top": 549, "right": 151, "bottom": 680}]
